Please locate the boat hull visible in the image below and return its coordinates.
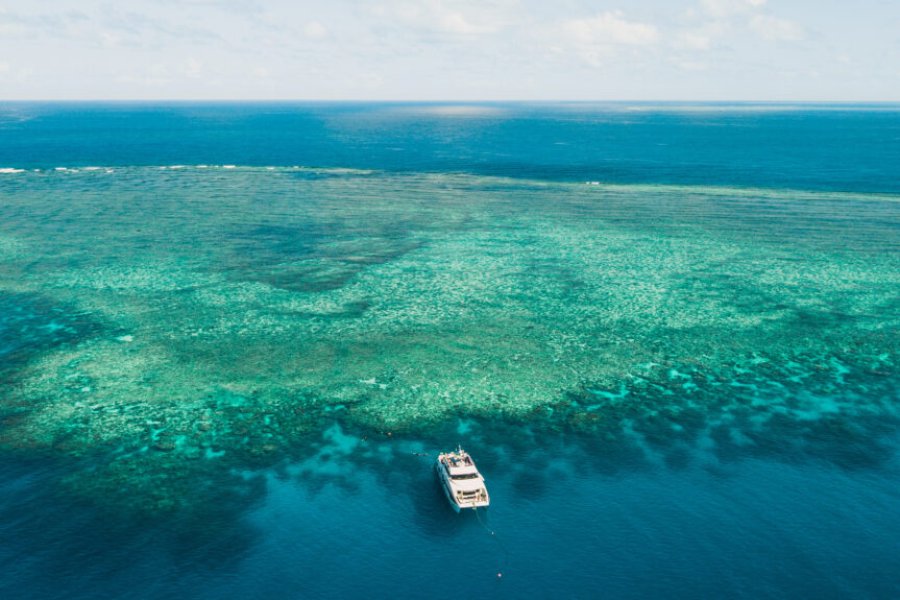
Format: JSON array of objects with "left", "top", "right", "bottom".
[{"left": 435, "top": 459, "right": 489, "bottom": 512}]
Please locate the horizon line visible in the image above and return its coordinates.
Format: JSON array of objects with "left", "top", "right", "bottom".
[{"left": 3, "top": 98, "right": 900, "bottom": 106}]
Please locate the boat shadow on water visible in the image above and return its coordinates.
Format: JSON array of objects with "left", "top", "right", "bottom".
[{"left": 408, "top": 471, "right": 492, "bottom": 539}]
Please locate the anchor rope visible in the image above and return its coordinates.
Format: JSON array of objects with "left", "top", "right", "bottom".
[
  {"left": 416, "top": 449, "right": 508, "bottom": 579},
  {"left": 474, "top": 506, "right": 509, "bottom": 580}
]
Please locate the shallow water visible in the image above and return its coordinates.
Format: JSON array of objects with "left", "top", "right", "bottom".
[{"left": 0, "top": 103, "right": 898, "bottom": 598}]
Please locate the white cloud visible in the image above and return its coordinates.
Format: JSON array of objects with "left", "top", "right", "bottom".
[
  {"left": 557, "top": 11, "right": 659, "bottom": 67},
  {"left": 672, "top": 58, "right": 708, "bottom": 71},
  {"left": 184, "top": 57, "right": 203, "bottom": 77},
  {"left": 99, "top": 31, "right": 124, "bottom": 47},
  {"left": 675, "top": 31, "right": 712, "bottom": 51},
  {"left": 563, "top": 11, "right": 659, "bottom": 46},
  {"left": 436, "top": 11, "right": 489, "bottom": 34},
  {"left": 0, "top": 21, "right": 26, "bottom": 36},
  {"left": 372, "top": 1, "right": 500, "bottom": 36},
  {"left": 0, "top": 59, "right": 32, "bottom": 83},
  {"left": 303, "top": 20, "right": 328, "bottom": 39},
  {"left": 0, "top": 0, "right": 896, "bottom": 101},
  {"left": 677, "top": 1, "right": 802, "bottom": 53},
  {"left": 117, "top": 64, "right": 172, "bottom": 87},
  {"left": 750, "top": 14, "right": 803, "bottom": 42},
  {"left": 700, "top": 0, "right": 766, "bottom": 18}
]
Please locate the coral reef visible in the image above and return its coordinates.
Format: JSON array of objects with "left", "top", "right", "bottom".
[{"left": 0, "top": 167, "right": 897, "bottom": 513}]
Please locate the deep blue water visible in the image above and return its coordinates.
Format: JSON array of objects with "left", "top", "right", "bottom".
[
  {"left": 1, "top": 103, "right": 899, "bottom": 599},
  {"left": 2, "top": 436, "right": 900, "bottom": 600},
  {"left": 3, "top": 102, "right": 900, "bottom": 192}
]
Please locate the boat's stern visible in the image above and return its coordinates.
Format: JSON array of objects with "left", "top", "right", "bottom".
[{"left": 452, "top": 485, "right": 490, "bottom": 511}]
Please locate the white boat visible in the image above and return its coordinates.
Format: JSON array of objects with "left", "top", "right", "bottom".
[{"left": 436, "top": 446, "right": 490, "bottom": 512}]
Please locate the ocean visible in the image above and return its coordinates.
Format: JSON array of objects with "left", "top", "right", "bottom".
[{"left": 0, "top": 102, "right": 898, "bottom": 599}]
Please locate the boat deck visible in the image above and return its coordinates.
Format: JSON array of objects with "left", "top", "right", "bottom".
[{"left": 440, "top": 453, "right": 474, "bottom": 468}]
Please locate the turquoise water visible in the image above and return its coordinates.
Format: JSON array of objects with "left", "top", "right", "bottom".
[{"left": 0, "top": 103, "right": 898, "bottom": 598}]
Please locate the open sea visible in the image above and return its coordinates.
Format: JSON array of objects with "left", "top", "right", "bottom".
[{"left": 0, "top": 102, "right": 898, "bottom": 599}]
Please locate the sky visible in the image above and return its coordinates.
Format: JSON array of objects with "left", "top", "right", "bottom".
[{"left": 1, "top": 0, "right": 899, "bottom": 101}]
